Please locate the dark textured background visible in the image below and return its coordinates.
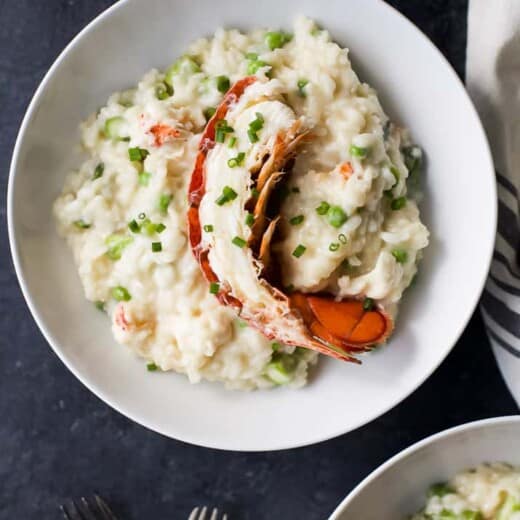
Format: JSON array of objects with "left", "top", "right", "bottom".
[{"left": 1, "top": 1, "right": 518, "bottom": 519}]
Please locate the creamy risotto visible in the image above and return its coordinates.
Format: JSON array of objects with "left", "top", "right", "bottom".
[
  {"left": 54, "top": 17, "right": 428, "bottom": 388},
  {"left": 412, "top": 464, "right": 520, "bottom": 520}
]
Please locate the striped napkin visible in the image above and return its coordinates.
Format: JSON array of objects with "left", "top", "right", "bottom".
[{"left": 467, "top": 0, "right": 520, "bottom": 405}]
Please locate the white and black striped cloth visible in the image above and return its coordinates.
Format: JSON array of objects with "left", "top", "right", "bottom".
[{"left": 468, "top": 0, "right": 520, "bottom": 404}]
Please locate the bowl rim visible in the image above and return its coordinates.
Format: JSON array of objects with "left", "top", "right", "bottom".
[
  {"left": 7, "top": 0, "right": 497, "bottom": 450},
  {"left": 328, "top": 415, "right": 520, "bottom": 519}
]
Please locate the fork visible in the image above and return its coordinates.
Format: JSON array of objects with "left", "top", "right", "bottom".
[
  {"left": 60, "top": 495, "right": 117, "bottom": 520},
  {"left": 188, "top": 507, "right": 228, "bottom": 520}
]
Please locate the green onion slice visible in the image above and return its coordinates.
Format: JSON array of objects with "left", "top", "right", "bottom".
[
  {"left": 289, "top": 215, "right": 304, "bottom": 226},
  {"left": 112, "top": 285, "right": 131, "bottom": 301},
  {"left": 74, "top": 219, "right": 91, "bottom": 230},
  {"left": 292, "top": 244, "right": 307, "bottom": 258},
  {"left": 391, "top": 197, "right": 407, "bottom": 211},
  {"left": 216, "top": 185, "right": 238, "bottom": 205},
  {"left": 245, "top": 213, "right": 255, "bottom": 227},
  {"left": 216, "top": 75, "right": 230, "bottom": 93},
  {"left": 363, "top": 297, "right": 374, "bottom": 311},
  {"left": 350, "top": 144, "right": 369, "bottom": 158},
  {"left": 128, "top": 147, "right": 149, "bottom": 162},
  {"left": 232, "top": 236, "right": 247, "bottom": 248},
  {"left": 316, "top": 201, "right": 330, "bottom": 215},
  {"left": 159, "top": 193, "right": 173, "bottom": 214},
  {"left": 391, "top": 249, "right": 408, "bottom": 264},
  {"left": 326, "top": 206, "right": 348, "bottom": 228},
  {"left": 93, "top": 162, "right": 104, "bottom": 180}
]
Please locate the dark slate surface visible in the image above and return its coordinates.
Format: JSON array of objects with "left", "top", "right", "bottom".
[{"left": 0, "top": 1, "right": 517, "bottom": 519}]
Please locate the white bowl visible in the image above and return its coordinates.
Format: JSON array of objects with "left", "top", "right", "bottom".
[
  {"left": 7, "top": 0, "right": 496, "bottom": 451},
  {"left": 330, "top": 416, "right": 520, "bottom": 519}
]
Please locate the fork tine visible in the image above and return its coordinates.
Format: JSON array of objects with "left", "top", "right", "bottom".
[
  {"left": 188, "top": 507, "right": 200, "bottom": 520},
  {"left": 79, "top": 497, "right": 98, "bottom": 520},
  {"left": 60, "top": 504, "right": 73, "bottom": 520},
  {"left": 209, "top": 508, "right": 219, "bottom": 520},
  {"left": 61, "top": 501, "right": 84, "bottom": 520},
  {"left": 94, "top": 495, "right": 118, "bottom": 520},
  {"left": 199, "top": 506, "right": 208, "bottom": 520}
]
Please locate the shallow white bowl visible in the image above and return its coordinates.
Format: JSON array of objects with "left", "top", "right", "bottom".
[
  {"left": 330, "top": 416, "right": 520, "bottom": 519},
  {"left": 8, "top": 0, "right": 496, "bottom": 451}
]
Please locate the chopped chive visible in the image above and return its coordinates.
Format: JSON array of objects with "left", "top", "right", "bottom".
[
  {"left": 209, "top": 282, "right": 220, "bottom": 294},
  {"left": 138, "top": 212, "right": 146, "bottom": 220},
  {"left": 247, "top": 58, "right": 270, "bottom": 75},
  {"left": 363, "top": 297, "right": 374, "bottom": 311},
  {"left": 128, "top": 219, "right": 140, "bottom": 233},
  {"left": 265, "top": 31, "right": 292, "bottom": 50},
  {"left": 232, "top": 236, "right": 247, "bottom": 248},
  {"left": 112, "top": 286, "right": 131, "bottom": 301},
  {"left": 428, "top": 483, "right": 455, "bottom": 498},
  {"left": 289, "top": 215, "right": 304, "bottom": 226},
  {"left": 142, "top": 219, "right": 155, "bottom": 236},
  {"left": 384, "top": 189, "right": 393, "bottom": 199},
  {"left": 165, "top": 56, "right": 201, "bottom": 86},
  {"left": 391, "top": 197, "right": 407, "bottom": 211},
  {"left": 216, "top": 119, "right": 234, "bottom": 132},
  {"left": 203, "top": 107, "right": 216, "bottom": 121},
  {"left": 223, "top": 185, "right": 238, "bottom": 199},
  {"left": 392, "top": 249, "right": 408, "bottom": 264},
  {"left": 147, "top": 362, "right": 158, "bottom": 372},
  {"left": 247, "top": 113, "right": 264, "bottom": 143},
  {"left": 245, "top": 213, "right": 255, "bottom": 227},
  {"left": 245, "top": 52, "right": 258, "bottom": 60},
  {"left": 316, "top": 201, "right": 330, "bottom": 215},
  {"left": 216, "top": 75, "right": 230, "bottom": 93},
  {"left": 272, "top": 342, "right": 282, "bottom": 351},
  {"left": 338, "top": 233, "right": 347, "bottom": 244},
  {"left": 326, "top": 206, "right": 348, "bottom": 228},
  {"left": 250, "top": 112, "right": 264, "bottom": 131},
  {"left": 215, "top": 128, "right": 226, "bottom": 143},
  {"left": 292, "top": 244, "right": 306, "bottom": 258},
  {"left": 390, "top": 165, "right": 400, "bottom": 185},
  {"left": 105, "top": 234, "right": 133, "bottom": 260},
  {"left": 74, "top": 219, "right": 91, "bottom": 230},
  {"left": 248, "top": 128, "right": 259, "bottom": 143},
  {"left": 215, "top": 128, "right": 225, "bottom": 143},
  {"left": 155, "top": 223, "right": 166, "bottom": 233},
  {"left": 203, "top": 224, "right": 214, "bottom": 232},
  {"left": 350, "top": 144, "right": 369, "bottom": 158},
  {"left": 228, "top": 136, "right": 237, "bottom": 148},
  {"left": 155, "top": 82, "right": 173, "bottom": 100},
  {"left": 251, "top": 187, "right": 260, "bottom": 199},
  {"left": 228, "top": 152, "right": 245, "bottom": 168},
  {"left": 128, "top": 147, "right": 149, "bottom": 162},
  {"left": 329, "top": 242, "right": 340, "bottom": 252},
  {"left": 93, "top": 162, "right": 104, "bottom": 180},
  {"left": 104, "top": 116, "right": 127, "bottom": 140},
  {"left": 297, "top": 78, "right": 308, "bottom": 97},
  {"left": 151, "top": 241, "right": 162, "bottom": 252},
  {"left": 159, "top": 193, "right": 173, "bottom": 214},
  {"left": 138, "top": 171, "right": 151, "bottom": 186},
  {"left": 94, "top": 301, "right": 105, "bottom": 311},
  {"left": 216, "top": 185, "right": 238, "bottom": 205},
  {"left": 237, "top": 320, "right": 248, "bottom": 328}
]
